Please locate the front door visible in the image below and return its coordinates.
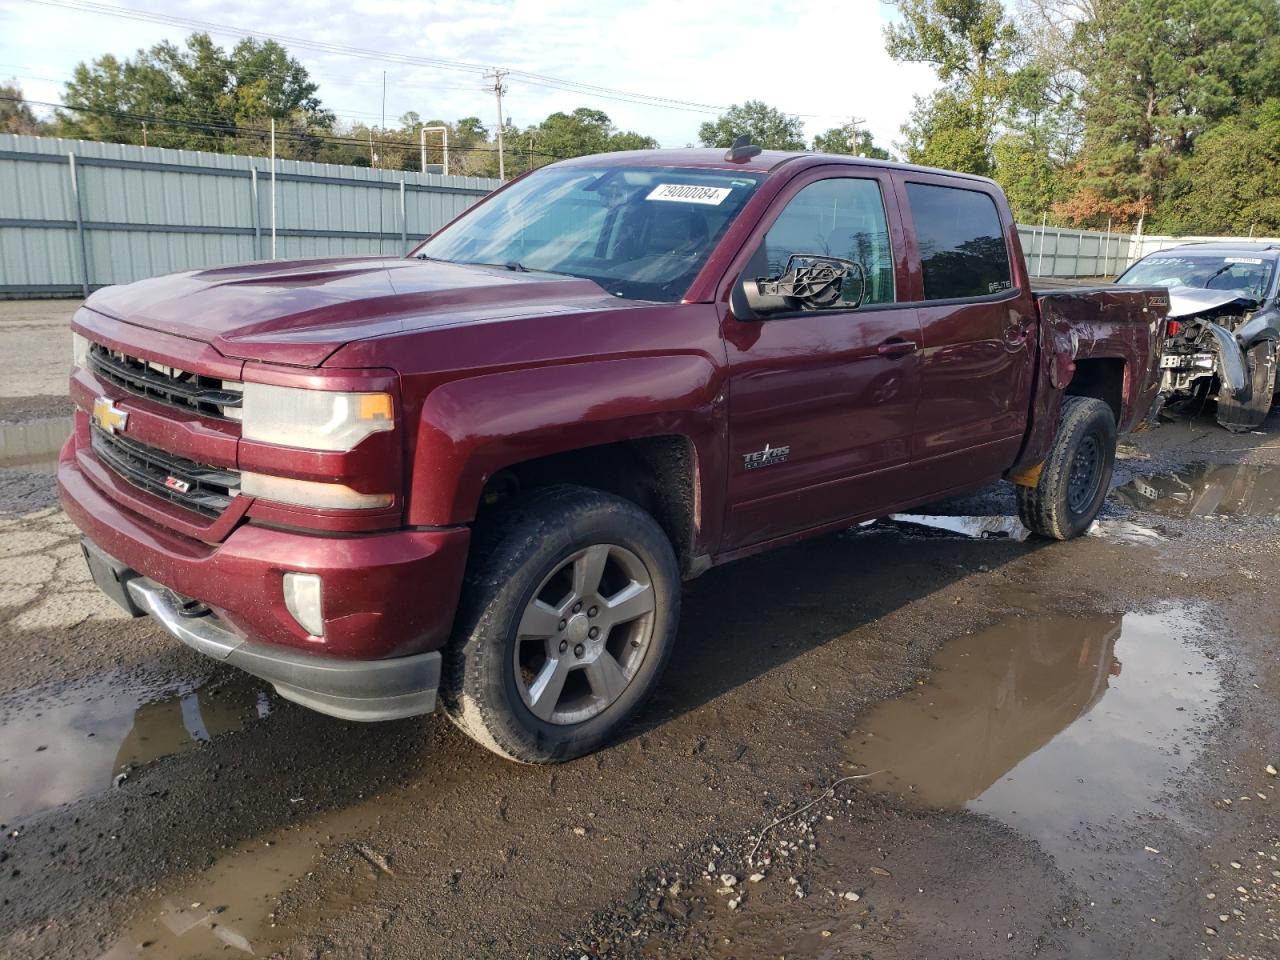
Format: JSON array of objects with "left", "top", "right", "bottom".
[{"left": 720, "top": 170, "right": 922, "bottom": 552}]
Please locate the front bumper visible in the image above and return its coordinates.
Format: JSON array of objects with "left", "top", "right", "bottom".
[{"left": 60, "top": 441, "right": 470, "bottom": 720}]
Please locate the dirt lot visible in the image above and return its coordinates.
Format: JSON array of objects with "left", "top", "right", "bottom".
[{"left": 1, "top": 300, "right": 1278, "bottom": 960}]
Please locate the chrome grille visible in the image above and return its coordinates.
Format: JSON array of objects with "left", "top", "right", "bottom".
[
  {"left": 90, "top": 426, "right": 240, "bottom": 518},
  {"left": 89, "top": 343, "right": 242, "bottom": 420}
]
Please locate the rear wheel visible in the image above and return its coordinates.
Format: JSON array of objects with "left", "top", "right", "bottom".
[
  {"left": 1017, "top": 396, "right": 1117, "bottom": 540},
  {"left": 1216, "top": 339, "right": 1277, "bottom": 433},
  {"left": 441, "top": 485, "right": 680, "bottom": 763}
]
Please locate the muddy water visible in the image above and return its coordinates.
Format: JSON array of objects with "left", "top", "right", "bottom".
[
  {"left": 845, "top": 607, "right": 1220, "bottom": 876},
  {"left": 0, "top": 674, "right": 266, "bottom": 823},
  {"left": 0, "top": 416, "right": 73, "bottom": 473},
  {"left": 97, "top": 798, "right": 389, "bottom": 960},
  {"left": 1114, "top": 461, "right": 1280, "bottom": 518}
]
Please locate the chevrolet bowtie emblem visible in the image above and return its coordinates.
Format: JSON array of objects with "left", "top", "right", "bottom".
[{"left": 92, "top": 397, "right": 129, "bottom": 434}]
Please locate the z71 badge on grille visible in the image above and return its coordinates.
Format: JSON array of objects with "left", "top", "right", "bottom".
[
  {"left": 743, "top": 443, "right": 790, "bottom": 470},
  {"left": 91, "top": 397, "right": 128, "bottom": 434}
]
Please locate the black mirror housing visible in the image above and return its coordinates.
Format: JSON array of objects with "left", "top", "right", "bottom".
[{"left": 739, "top": 255, "right": 867, "bottom": 319}]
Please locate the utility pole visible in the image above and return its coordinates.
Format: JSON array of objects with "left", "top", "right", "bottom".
[
  {"left": 141, "top": 120, "right": 147, "bottom": 147},
  {"left": 381, "top": 71, "right": 386, "bottom": 131},
  {"left": 484, "top": 68, "right": 509, "bottom": 179},
  {"left": 527, "top": 129, "right": 536, "bottom": 171},
  {"left": 848, "top": 116, "right": 866, "bottom": 157},
  {"left": 269, "top": 117, "right": 277, "bottom": 259}
]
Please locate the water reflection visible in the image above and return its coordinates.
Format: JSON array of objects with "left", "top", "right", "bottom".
[
  {"left": 1114, "top": 461, "right": 1280, "bottom": 518},
  {"left": 0, "top": 675, "right": 266, "bottom": 823},
  {"left": 847, "top": 608, "right": 1219, "bottom": 875}
]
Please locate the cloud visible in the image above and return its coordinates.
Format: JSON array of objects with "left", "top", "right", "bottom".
[{"left": 0, "top": 0, "right": 939, "bottom": 150}]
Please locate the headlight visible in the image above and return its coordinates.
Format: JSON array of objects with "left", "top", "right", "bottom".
[
  {"left": 241, "top": 472, "right": 393, "bottom": 510},
  {"left": 72, "top": 332, "right": 90, "bottom": 369},
  {"left": 241, "top": 383, "right": 394, "bottom": 451}
]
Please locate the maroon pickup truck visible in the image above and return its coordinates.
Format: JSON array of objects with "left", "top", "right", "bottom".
[{"left": 60, "top": 145, "right": 1166, "bottom": 762}]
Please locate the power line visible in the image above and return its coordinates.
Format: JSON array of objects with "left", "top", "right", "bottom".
[
  {"left": 0, "top": 94, "right": 572, "bottom": 162},
  {"left": 14, "top": 0, "right": 815, "bottom": 117}
]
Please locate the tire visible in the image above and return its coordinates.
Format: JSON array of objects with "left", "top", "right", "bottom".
[
  {"left": 1017, "top": 396, "right": 1117, "bottom": 541},
  {"left": 441, "top": 485, "right": 680, "bottom": 763},
  {"left": 1216, "top": 339, "right": 1277, "bottom": 433}
]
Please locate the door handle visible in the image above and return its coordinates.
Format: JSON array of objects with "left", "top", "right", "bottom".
[{"left": 877, "top": 339, "right": 919, "bottom": 358}]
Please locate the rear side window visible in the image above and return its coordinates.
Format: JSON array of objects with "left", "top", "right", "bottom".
[{"left": 905, "top": 183, "right": 1011, "bottom": 300}]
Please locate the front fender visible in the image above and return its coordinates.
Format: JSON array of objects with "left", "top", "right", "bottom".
[
  {"left": 1202, "top": 321, "right": 1249, "bottom": 395},
  {"left": 406, "top": 354, "right": 727, "bottom": 531}
]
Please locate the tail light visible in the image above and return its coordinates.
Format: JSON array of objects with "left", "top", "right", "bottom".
[{"left": 1166, "top": 320, "right": 1182, "bottom": 337}]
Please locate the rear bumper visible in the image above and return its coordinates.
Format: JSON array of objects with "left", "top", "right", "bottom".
[{"left": 60, "top": 439, "right": 470, "bottom": 718}]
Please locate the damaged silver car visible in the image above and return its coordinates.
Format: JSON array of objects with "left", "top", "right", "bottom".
[{"left": 1116, "top": 242, "right": 1279, "bottom": 431}]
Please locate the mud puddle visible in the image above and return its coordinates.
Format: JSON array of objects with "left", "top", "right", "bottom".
[
  {"left": 845, "top": 606, "right": 1220, "bottom": 877},
  {"left": 98, "top": 785, "right": 400, "bottom": 959},
  {"left": 0, "top": 416, "right": 73, "bottom": 473},
  {"left": 0, "top": 673, "right": 268, "bottom": 824},
  {"left": 1114, "top": 461, "right": 1280, "bottom": 518}
]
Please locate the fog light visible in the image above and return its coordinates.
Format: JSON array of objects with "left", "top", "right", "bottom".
[{"left": 283, "top": 572, "right": 324, "bottom": 637}]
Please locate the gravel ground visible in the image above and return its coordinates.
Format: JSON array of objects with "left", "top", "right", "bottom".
[{"left": 0, "top": 299, "right": 1277, "bottom": 960}]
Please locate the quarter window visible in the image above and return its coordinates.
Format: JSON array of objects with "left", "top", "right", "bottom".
[
  {"left": 758, "top": 178, "right": 896, "bottom": 305},
  {"left": 905, "top": 183, "right": 1012, "bottom": 300}
]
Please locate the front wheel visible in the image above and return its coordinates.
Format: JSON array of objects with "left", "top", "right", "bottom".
[
  {"left": 441, "top": 485, "right": 680, "bottom": 763},
  {"left": 1216, "top": 339, "right": 1277, "bottom": 433},
  {"left": 1017, "top": 396, "right": 1117, "bottom": 540}
]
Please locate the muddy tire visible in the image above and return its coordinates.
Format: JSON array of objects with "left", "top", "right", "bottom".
[
  {"left": 1017, "top": 397, "right": 1117, "bottom": 541},
  {"left": 1216, "top": 339, "right": 1277, "bottom": 433},
  {"left": 441, "top": 485, "right": 680, "bottom": 763}
]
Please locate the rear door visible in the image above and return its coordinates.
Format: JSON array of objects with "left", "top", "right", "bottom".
[
  {"left": 894, "top": 175, "right": 1038, "bottom": 492},
  {"left": 718, "top": 168, "right": 922, "bottom": 551}
]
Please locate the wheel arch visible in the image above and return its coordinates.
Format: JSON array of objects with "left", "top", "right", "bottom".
[{"left": 406, "top": 357, "right": 724, "bottom": 574}]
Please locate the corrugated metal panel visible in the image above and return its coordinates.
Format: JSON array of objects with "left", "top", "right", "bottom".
[{"left": 0, "top": 133, "right": 499, "bottom": 296}]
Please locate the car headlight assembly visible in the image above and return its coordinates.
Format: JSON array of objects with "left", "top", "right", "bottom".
[
  {"left": 72, "top": 331, "right": 90, "bottom": 369},
  {"left": 240, "top": 382, "right": 394, "bottom": 452}
]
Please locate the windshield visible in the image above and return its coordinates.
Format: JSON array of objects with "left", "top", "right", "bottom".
[
  {"left": 1116, "top": 253, "right": 1275, "bottom": 301},
  {"left": 413, "top": 165, "right": 765, "bottom": 302}
]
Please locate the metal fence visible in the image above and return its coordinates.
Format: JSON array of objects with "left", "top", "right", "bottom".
[
  {"left": 1016, "top": 223, "right": 1136, "bottom": 280},
  {"left": 0, "top": 134, "right": 500, "bottom": 297},
  {"left": 3, "top": 134, "right": 1276, "bottom": 297}
]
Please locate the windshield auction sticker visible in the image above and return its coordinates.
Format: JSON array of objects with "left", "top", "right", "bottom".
[
  {"left": 1225, "top": 257, "right": 1264, "bottom": 264},
  {"left": 646, "top": 184, "right": 732, "bottom": 205}
]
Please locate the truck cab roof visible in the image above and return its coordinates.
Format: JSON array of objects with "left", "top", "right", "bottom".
[{"left": 553, "top": 148, "right": 1001, "bottom": 188}]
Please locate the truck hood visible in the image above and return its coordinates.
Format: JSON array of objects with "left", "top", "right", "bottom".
[{"left": 84, "top": 257, "right": 621, "bottom": 366}]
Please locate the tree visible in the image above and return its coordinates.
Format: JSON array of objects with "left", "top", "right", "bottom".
[
  {"left": 1, "top": 82, "right": 49, "bottom": 135},
  {"left": 58, "top": 33, "right": 333, "bottom": 157},
  {"left": 992, "top": 65, "right": 1075, "bottom": 219},
  {"left": 884, "top": 0, "right": 1022, "bottom": 175},
  {"left": 812, "top": 124, "right": 892, "bottom": 159},
  {"left": 698, "top": 101, "right": 806, "bottom": 150},
  {"left": 1068, "top": 0, "right": 1280, "bottom": 226},
  {"left": 1156, "top": 98, "right": 1280, "bottom": 235}
]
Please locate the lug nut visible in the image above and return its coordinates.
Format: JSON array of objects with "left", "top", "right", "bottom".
[
  {"left": 559, "top": 640, "right": 568, "bottom": 653},
  {"left": 572, "top": 601, "right": 583, "bottom": 613},
  {"left": 588, "top": 605, "right": 599, "bottom": 617},
  {"left": 574, "top": 643, "right": 585, "bottom": 658},
  {"left": 588, "top": 626, "right": 599, "bottom": 639},
  {"left": 558, "top": 619, "right": 567, "bottom": 631}
]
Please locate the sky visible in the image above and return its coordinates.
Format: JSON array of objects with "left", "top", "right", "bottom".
[{"left": 0, "top": 0, "right": 940, "bottom": 152}]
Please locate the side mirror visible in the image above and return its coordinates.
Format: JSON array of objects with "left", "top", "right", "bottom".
[{"left": 740, "top": 255, "right": 866, "bottom": 319}]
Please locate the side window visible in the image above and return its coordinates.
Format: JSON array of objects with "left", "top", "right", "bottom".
[
  {"left": 905, "top": 183, "right": 1011, "bottom": 300},
  {"left": 759, "top": 178, "right": 896, "bottom": 305}
]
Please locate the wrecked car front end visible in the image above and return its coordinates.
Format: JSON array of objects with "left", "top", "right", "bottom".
[{"left": 1159, "top": 287, "right": 1278, "bottom": 431}]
